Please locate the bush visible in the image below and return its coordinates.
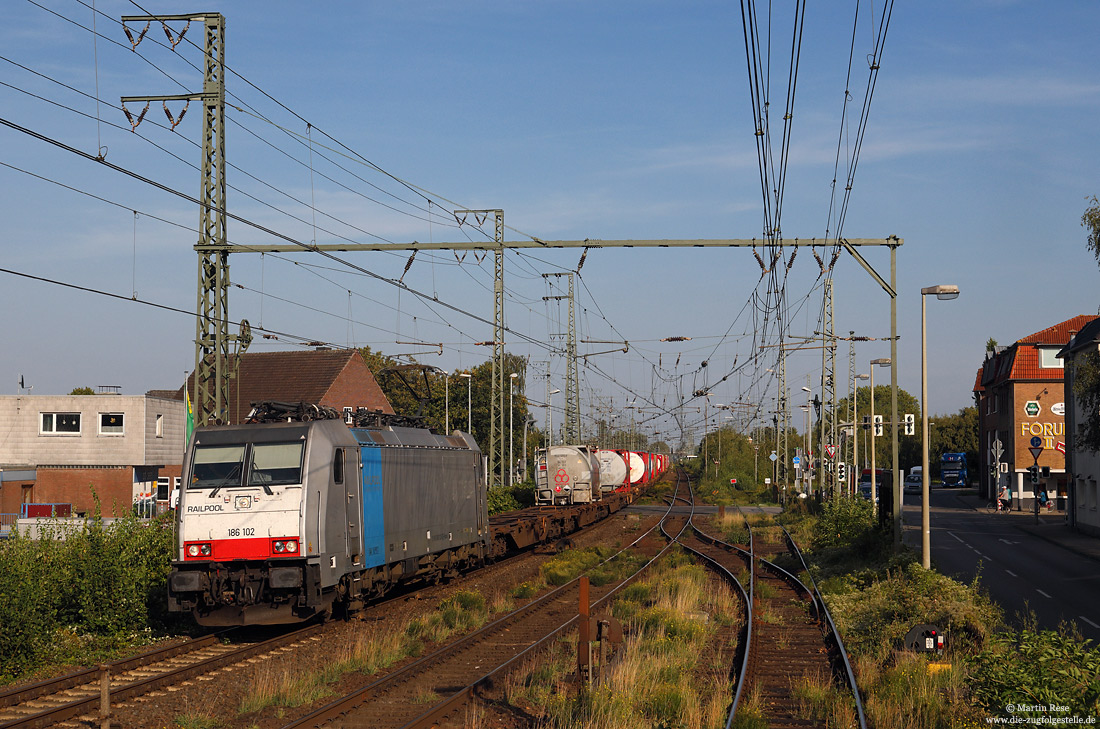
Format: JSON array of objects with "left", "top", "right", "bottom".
[
  {"left": 970, "top": 620, "right": 1100, "bottom": 717},
  {"left": 0, "top": 509, "right": 176, "bottom": 683}
]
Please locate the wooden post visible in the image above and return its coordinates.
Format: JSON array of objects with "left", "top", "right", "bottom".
[
  {"left": 99, "top": 664, "right": 110, "bottom": 729},
  {"left": 577, "top": 576, "right": 590, "bottom": 688},
  {"left": 718, "top": 505, "right": 726, "bottom": 520}
]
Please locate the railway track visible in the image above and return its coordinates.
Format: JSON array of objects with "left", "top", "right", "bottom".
[
  {"left": 278, "top": 470, "right": 693, "bottom": 729},
  {"left": 0, "top": 625, "right": 324, "bottom": 729},
  {"left": 685, "top": 506, "right": 867, "bottom": 729}
]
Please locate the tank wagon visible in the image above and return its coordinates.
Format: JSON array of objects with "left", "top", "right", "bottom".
[
  {"left": 168, "top": 404, "right": 488, "bottom": 626},
  {"left": 535, "top": 445, "right": 601, "bottom": 505},
  {"left": 595, "top": 449, "right": 629, "bottom": 494}
]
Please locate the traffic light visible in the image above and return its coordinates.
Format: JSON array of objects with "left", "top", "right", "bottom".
[
  {"left": 903, "top": 413, "right": 915, "bottom": 436},
  {"left": 862, "top": 415, "right": 870, "bottom": 430},
  {"left": 1028, "top": 465, "right": 1039, "bottom": 484},
  {"left": 1041, "top": 466, "right": 1050, "bottom": 478},
  {"left": 837, "top": 462, "right": 847, "bottom": 482},
  {"left": 873, "top": 414, "right": 883, "bottom": 437}
]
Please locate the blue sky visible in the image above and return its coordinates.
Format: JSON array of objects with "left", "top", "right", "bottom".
[{"left": 2, "top": 1, "right": 1099, "bottom": 445}]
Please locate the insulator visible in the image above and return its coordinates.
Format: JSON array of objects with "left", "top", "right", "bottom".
[
  {"left": 123, "top": 21, "right": 150, "bottom": 50},
  {"left": 828, "top": 248, "right": 841, "bottom": 271},
  {"left": 453, "top": 249, "right": 467, "bottom": 263},
  {"left": 577, "top": 247, "right": 588, "bottom": 271},
  {"left": 123, "top": 103, "right": 149, "bottom": 131},
  {"left": 752, "top": 246, "right": 767, "bottom": 274},
  {"left": 812, "top": 248, "right": 824, "bottom": 275},
  {"left": 786, "top": 248, "right": 797, "bottom": 271},
  {"left": 400, "top": 251, "right": 416, "bottom": 282}
]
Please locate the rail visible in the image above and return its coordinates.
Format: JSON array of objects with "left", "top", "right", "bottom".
[{"left": 781, "top": 525, "right": 868, "bottom": 729}]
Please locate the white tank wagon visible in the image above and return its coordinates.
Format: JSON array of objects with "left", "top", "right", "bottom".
[
  {"left": 595, "top": 449, "right": 629, "bottom": 494},
  {"left": 535, "top": 445, "right": 601, "bottom": 505}
]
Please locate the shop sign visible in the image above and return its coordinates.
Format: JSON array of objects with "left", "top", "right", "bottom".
[{"left": 1024, "top": 401, "right": 1041, "bottom": 417}]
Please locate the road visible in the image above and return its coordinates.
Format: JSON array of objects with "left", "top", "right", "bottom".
[{"left": 901, "top": 488, "right": 1100, "bottom": 643}]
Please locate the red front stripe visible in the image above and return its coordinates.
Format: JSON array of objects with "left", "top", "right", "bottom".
[{"left": 183, "top": 537, "right": 292, "bottom": 561}]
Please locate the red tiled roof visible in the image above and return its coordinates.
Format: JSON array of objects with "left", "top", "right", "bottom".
[
  {"left": 972, "top": 368, "right": 984, "bottom": 394},
  {"left": 185, "top": 349, "right": 393, "bottom": 424},
  {"left": 978, "top": 315, "right": 1097, "bottom": 388},
  {"left": 1010, "top": 315, "right": 1098, "bottom": 381},
  {"left": 1017, "top": 315, "right": 1097, "bottom": 345}
]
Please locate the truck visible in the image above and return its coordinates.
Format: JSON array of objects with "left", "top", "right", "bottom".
[{"left": 940, "top": 452, "right": 967, "bottom": 487}]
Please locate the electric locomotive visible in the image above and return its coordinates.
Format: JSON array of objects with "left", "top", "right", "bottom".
[{"left": 168, "top": 403, "right": 488, "bottom": 626}]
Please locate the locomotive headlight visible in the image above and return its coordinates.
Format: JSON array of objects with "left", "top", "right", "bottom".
[
  {"left": 200, "top": 544, "right": 211, "bottom": 556},
  {"left": 187, "top": 544, "right": 199, "bottom": 557},
  {"left": 285, "top": 540, "right": 298, "bottom": 553},
  {"left": 273, "top": 540, "right": 285, "bottom": 553}
]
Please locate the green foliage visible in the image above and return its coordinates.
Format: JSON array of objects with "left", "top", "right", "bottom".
[
  {"left": 927, "top": 407, "right": 978, "bottom": 481},
  {"left": 486, "top": 483, "right": 535, "bottom": 515},
  {"left": 825, "top": 562, "right": 1001, "bottom": 661},
  {"left": 0, "top": 510, "right": 177, "bottom": 682},
  {"left": 812, "top": 497, "right": 875, "bottom": 550},
  {"left": 970, "top": 619, "right": 1100, "bottom": 717},
  {"left": 1083, "top": 194, "right": 1100, "bottom": 266},
  {"left": 539, "top": 546, "right": 615, "bottom": 586},
  {"left": 1073, "top": 349, "right": 1100, "bottom": 453},
  {"left": 69, "top": 386, "right": 95, "bottom": 395}
]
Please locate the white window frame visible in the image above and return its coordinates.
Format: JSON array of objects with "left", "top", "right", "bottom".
[
  {"left": 155, "top": 413, "right": 164, "bottom": 438},
  {"left": 40, "top": 412, "right": 81, "bottom": 435},
  {"left": 99, "top": 412, "right": 125, "bottom": 436},
  {"left": 1039, "top": 347, "right": 1064, "bottom": 369}
]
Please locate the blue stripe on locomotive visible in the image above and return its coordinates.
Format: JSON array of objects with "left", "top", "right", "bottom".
[{"left": 361, "top": 446, "right": 386, "bottom": 568}]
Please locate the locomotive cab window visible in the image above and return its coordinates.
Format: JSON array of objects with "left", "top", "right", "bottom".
[
  {"left": 333, "top": 448, "right": 344, "bottom": 485},
  {"left": 247, "top": 442, "right": 304, "bottom": 487},
  {"left": 190, "top": 444, "right": 246, "bottom": 489}
]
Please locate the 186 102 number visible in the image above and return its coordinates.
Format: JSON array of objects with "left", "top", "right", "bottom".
[{"left": 227, "top": 528, "right": 255, "bottom": 537}]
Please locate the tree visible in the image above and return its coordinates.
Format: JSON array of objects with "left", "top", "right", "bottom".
[
  {"left": 833, "top": 384, "right": 922, "bottom": 473},
  {"left": 929, "top": 407, "right": 979, "bottom": 479},
  {"left": 1076, "top": 196, "right": 1100, "bottom": 451},
  {"left": 985, "top": 338, "right": 998, "bottom": 353},
  {"left": 69, "top": 387, "right": 94, "bottom": 395}
]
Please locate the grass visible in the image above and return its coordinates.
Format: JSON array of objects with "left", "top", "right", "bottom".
[
  {"left": 504, "top": 549, "right": 742, "bottom": 729},
  {"left": 237, "top": 590, "right": 491, "bottom": 717}
]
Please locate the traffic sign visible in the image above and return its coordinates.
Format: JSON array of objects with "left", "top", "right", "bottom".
[
  {"left": 824, "top": 444, "right": 836, "bottom": 459},
  {"left": 1030, "top": 436, "right": 1042, "bottom": 448},
  {"left": 769, "top": 451, "right": 778, "bottom": 462},
  {"left": 991, "top": 438, "right": 1004, "bottom": 460},
  {"left": 729, "top": 478, "right": 737, "bottom": 485},
  {"left": 792, "top": 455, "right": 801, "bottom": 466},
  {"left": 1028, "top": 446, "right": 1043, "bottom": 460}
]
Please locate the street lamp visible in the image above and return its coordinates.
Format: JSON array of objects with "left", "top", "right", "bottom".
[
  {"left": 509, "top": 372, "right": 519, "bottom": 488},
  {"left": 853, "top": 373, "right": 869, "bottom": 495},
  {"left": 459, "top": 373, "right": 473, "bottom": 435},
  {"left": 921, "top": 284, "right": 960, "bottom": 569},
  {"left": 548, "top": 389, "right": 561, "bottom": 447},
  {"left": 444, "top": 370, "right": 450, "bottom": 434},
  {"left": 869, "top": 358, "right": 891, "bottom": 510}
]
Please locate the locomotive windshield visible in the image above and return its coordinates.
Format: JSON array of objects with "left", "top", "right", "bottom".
[
  {"left": 189, "top": 442, "right": 304, "bottom": 490},
  {"left": 248, "top": 443, "right": 305, "bottom": 487},
  {"left": 190, "top": 445, "right": 246, "bottom": 489}
]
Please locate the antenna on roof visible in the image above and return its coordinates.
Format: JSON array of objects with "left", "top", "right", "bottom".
[{"left": 18, "top": 374, "right": 31, "bottom": 395}]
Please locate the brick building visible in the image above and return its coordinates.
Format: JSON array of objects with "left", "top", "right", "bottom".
[
  {"left": 1056, "top": 317, "right": 1100, "bottom": 536},
  {"left": 0, "top": 392, "right": 187, "bottom": 518},
  {"left": 186, "top": 349, "right": 394, "bottom": 425},
  {"left": 973, "top": 315, "right": 1097, "bottom": 509},
  {"left": 1, "top": 350, "right": 393, "bottom": 521}
]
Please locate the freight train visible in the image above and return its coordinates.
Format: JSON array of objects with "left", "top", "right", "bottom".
[
  {"left": 535, "top": 445, "right": 669, "bottom": 504},
  {"left": 167, "top": 403, "right": 651, "bottom": 626}
]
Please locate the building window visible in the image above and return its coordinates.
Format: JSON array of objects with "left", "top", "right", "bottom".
[
  {"left": 156, "top": 476, "right": 170, "bottom": 500},
  {"left": 155, "top": 414, "right": 163, "bottom": 438},
  {"left": 41, "top": 412, "right": 81, "bottom": 434},
  {"left": 99, "top": 413, "right": 124, "bottom": 435},
  {"left": 1039, "top": 347, "right": 1063, "bottom": 369}
]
